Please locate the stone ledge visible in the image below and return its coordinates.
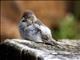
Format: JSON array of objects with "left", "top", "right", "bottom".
[{"left": 0, "top": 39, "right": 80, "bottom": 60}]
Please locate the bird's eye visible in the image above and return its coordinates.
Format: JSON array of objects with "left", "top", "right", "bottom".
[{"left": 22, "top": 20, "right": 26, "bottom": 22}]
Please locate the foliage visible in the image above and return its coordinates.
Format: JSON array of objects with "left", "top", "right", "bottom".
[{"left": 52, "top": 14, "right": 79, "bottom": 39}]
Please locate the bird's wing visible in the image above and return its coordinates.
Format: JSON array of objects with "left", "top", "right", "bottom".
[
  {"left": 34, "top": 19, "right": 44, "bottom": 25},
  {"left": 39, "top": 25, "right": 52, "bottom": 36},
  {"left": 34, "top": 25, "right": 51, "bottom": 39}
]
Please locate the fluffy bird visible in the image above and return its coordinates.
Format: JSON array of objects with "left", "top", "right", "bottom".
[{"left": 19, "top": 10, "right": 61, "bottom": 47}]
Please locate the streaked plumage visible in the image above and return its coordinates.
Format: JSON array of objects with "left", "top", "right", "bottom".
[{"left": 19, "top": 10, "right": 62, "bottom": 47}]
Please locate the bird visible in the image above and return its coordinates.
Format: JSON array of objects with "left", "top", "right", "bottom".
[{"left": 18, "top": 10, "right": 63, "bottom": 48}]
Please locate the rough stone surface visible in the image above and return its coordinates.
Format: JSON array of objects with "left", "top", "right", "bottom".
[{"left": 0, "top": 39, "right": 80, "bottom": 60}]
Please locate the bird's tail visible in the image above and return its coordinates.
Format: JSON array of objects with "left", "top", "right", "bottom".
[{"left": 45, "top": 39, "right": 65, "bottom": 49}]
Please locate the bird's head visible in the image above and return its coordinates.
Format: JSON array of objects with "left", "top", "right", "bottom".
[{"left": 21, "top": 10, "right": 37, "bottom": 23}]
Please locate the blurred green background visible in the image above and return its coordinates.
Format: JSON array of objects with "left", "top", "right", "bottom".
[
  {"left": 52, "top": 13, "right": 80, "bottom": 39},
  {"left": 52, "top": 1, "right": 80, "bottom": 39},
  {"left": 1, "top": 1, "right": 80, "bottom": 42}
]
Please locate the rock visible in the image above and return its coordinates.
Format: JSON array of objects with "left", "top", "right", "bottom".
[{"left": 0, "top": 39, "right": 80, "bottom": 60}]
